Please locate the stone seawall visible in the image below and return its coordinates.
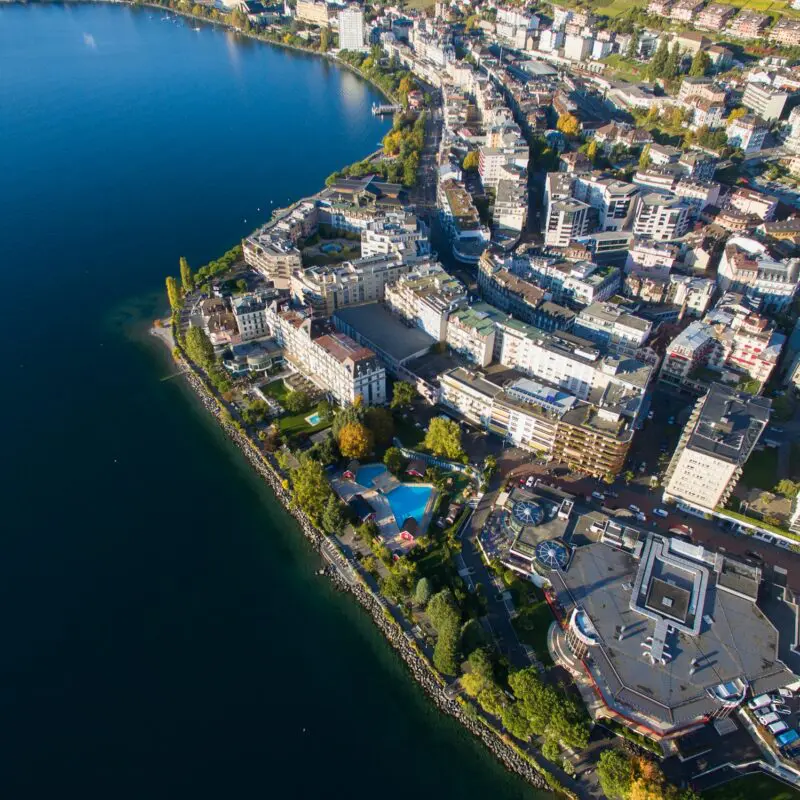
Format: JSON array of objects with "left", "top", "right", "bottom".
[{"left": 175, "top": 351, "right": 570, "bottom": 798}]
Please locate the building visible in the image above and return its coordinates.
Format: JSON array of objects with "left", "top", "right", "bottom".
[
  {"left": 264, "top": 305, "right": 386, "bottom": 406},
  {"left": 231, "top": 292, "right": 274, "bottom": 341},
  {"left": 670, "top": 0, "right": 705, "bottom": 22},
  {"left": 742, "top": 82, "right": 789, "bottom": 122},
  {"left": 728, "top": 187, "right": 778, "bottom": 222},
  {"left": 337, "top": 6, "right": 366, "bottom": 52},
  {"left": 696, "top": 3, "right": 736, "bottom": 30},
  {"left": 564, "top": 33, "right": 592, "bottom": 61},
  {"left": 438, "top": 179, "right": 489, "bottom": 264},
  {"left": 633, "top": 193, "right": 692, "bottom": 241},
  {"left": 294, "top": 0, "right": 331, "bottom": 26},
  {"left": 678, "top": 77, "right": 727, "bottom": 107},
  {"left": 551, "top": 530, "right": 794, "bottom": 738},
  {"left": 384, "top": 264, "right": 467, "bottom": 341},
  {"left": 445, "top": 303, "right": 504, "bottom": 367},
  {"left": 545, "top": 198, "right": 593, "bottom": 246},
  {"left": 574, "top": 302, "right": 652, "bottom": 356},
  {"left": 717, "top": 236, "right": 800, "bottom": 310},
  {"left": 770, "top": 18, "right": 800, "bottom": 47},
  {"left": 359, "top": 213, "right": 430, "bottom": 260},
  {"left": 726, "top": 9, "right": 770, "bottom": 40},
  {"left": 726, "top": 114, "right": 769, "bottom": 154},
  {"left": 664, "top": 383, "right": 770, "bottom": 512}
]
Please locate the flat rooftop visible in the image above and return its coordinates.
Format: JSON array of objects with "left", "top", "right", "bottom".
[
  {"left": 333, "top": 303, "right": 436, "bottom": 364},
  {"left": 550, "top": 535, "right": 794, "bottom": 729}
]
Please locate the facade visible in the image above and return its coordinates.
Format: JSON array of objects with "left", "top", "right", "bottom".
[
  {"left": 663, "top": 383, "right": 771, "bottom": 512},
  {"left": 574, "top": 302, "right": 652, "bottom": 356},
  {"left": 445, "top": 303, "right": 504, "bottom": 367},
  {"left": 696, "top": 3, "right": 736, "bottom": 30},
  {"left": 770, "top": 18, "right": 800, "bottom": 47},
  {"left": 726, "top": 9, "right": 769, "bottom": 40},
  {"left": 545, "top": 199, "right": 592, "bottom": 246},
  {"left": 338, "top": 7, "right": 366, "bottom": 52},
  {"left": 742, "top": 82, "right": 789, "bottom": 122},
  {"left": 264, "top": 305, "right": 386, "bottom": 406},
  {"left": 383, "top": 264, "right": 467, "bottom": 341},
  {"left": 728, "top": 187, "right": 778, "bottom": 222},
  {"left": 633, "top": 193, "right": 692, "bottom": 241},
  {"left": 294, "top": 0, "right": 331, "bottom": 26},
  {"left": 726, "top": 114, "right": 769, "bottom": 154},
  {"left": 717, "top": 236, "right": 800, "bottom": 310}
]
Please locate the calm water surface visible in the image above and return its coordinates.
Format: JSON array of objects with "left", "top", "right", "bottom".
[{"left": 0, "top": 5, "right": 544, "bottom": 798}]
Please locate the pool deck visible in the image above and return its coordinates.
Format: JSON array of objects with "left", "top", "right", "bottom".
[{"left": 331, "top": 466, "right": 437, "bottom": 553}]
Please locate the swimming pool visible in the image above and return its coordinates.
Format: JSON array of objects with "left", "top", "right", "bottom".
[
  {"left": 386, "top": 484, "right": 434, "bottom": 529},
  {"left": 355, "top": 464, "right": 387, "bottom": 488},
  {"left": 305, "top": 412, "right": 323, "bottom": 426}
]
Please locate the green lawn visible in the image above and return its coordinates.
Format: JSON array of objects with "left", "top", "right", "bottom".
[
  {"left": 741, "top": 447, "right": 779, "bottom": 491},
  {"left": 509, "top": 583, "right": 555, "bottom": 666},
  {"left": 704, "top": 774, "right": 800, "bottom": 800},
  {"left": 602, "top": 54, "right": 647, "bottom": 82},
  {"left": 260, "top": 379, "right": 330, "bottom": 437}
]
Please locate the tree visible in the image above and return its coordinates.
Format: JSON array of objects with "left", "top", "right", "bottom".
[
  {"left": 235, "top": 278, "right": 247, "bottom": 293},
  {"left": 726, "top": 106, "right": 748, "bottom": 125},
  {"left": 484, "top": 454, "right": 497, "bottom": 478},
  {"left": 501, "top": 702, "right": 532, "bottom": 741},
  {"left": 316, "top": 399, "right": 332, "bottom": 420},
  {"left": 624, "top": 469, "right": 636, "bottom": 484},
  {"left": 426, "top": 589, "right": 461, "bottom": 675},
  {"left": 391, "top": 380, "right": 417, "bottom": 409},
  {"left": 384, "top": 446, "right": 405, "bottom": 475},
  {"left": 462, "top": 150, "right": 480, "bottom": 171},
  {"left": 776, "top": 479, "right": 800, "bottom": 499},
  {"left": 364, "top": 406, "right": 394, "bottom": 446},
  {"left": 664, "top": 42, "right": 682, "bottom": 80},
  {"left": 179, "top": 256, "right": 193, "bottom": 294},
  {"left": 284, "top": 390, "right": 311, "bottom": 414},
  {"left": 508, "top": 669, "right": 558, "bottom": 735},
  {"left": 338, "top": 421, "right": 374, "bottom": 459},
  {"left": 166, "top": 275, "right": 182, "bottom": 311},
  {"left": 413, "top": 576, "right": 433, "bottom": 607},
  {"left": 319, "top": 25, "right": 329, "bottom": 52},
  {"left": 321, "top": 494, "right": 346, "bottom": 534},
  {"left": 332, "top": 402, "right": 364, "bottom": 438},
  {"left": 638, "top": 144, "right": 651, "bottom": 171},
  {"left": 648, "top": 38, "right": 669, "bottom": 80},
  {"left": 423, "top": 417, "right": 464, "bottom": 461},
  {"left": 586, "top": 140, "right": 598, "bottom": 164},
  {"left": 626, "top": 30, "right": 639, "bottom": 59},
  {"left": 541, "top": 738, "right": 561, "bottom": 762},
  {"left": 185, "top": 325, "right": 215, "bottom": 370},
  {"left": 597, "top": 750, "right": 634, "bottom": 800},
  {"left": 689, "top": 49, "right": 711, "bottom": 77},
  {"left": 290, "top": 456, "right": 334, "bottom": 523},
  {"left": 556, "top": 112, "right": 580, "bottom": 137}
]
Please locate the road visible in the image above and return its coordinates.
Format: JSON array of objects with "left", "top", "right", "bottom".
[{"left": 411, "top": 99, "right": 442, "bottom": 213}]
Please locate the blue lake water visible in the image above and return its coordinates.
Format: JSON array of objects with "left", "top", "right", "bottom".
[{"left": 0, "top": 5, "right": 544, "bottom": 799}]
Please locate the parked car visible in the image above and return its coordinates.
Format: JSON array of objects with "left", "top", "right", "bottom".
[
  {"left": 668, "top": 416, "right": 676, "bottom": 425},
  {"left": 749, "top": 694, "right": 772, "bottom": 710},
  {"left": 647, "top": 410, "right": 654, "bottom": 420},
  {"left": 636, "top": 512, "right": 647, "bottom": 523},
  {"left": 779, "top": 688, "right": 794, "bottom": 699},
  {"left": 525, "top": 476, "right": 535, "bottom": 488},
  {"left": 758, "top": 712, "right": 780, "bottom": 726},
  {"left": 653, "top": 508, "right": 669, "bottom": 518},
  {"left": 639, "top": 462, "right": 647, "bottom": 473},
  {"left": 769, "top": 721, "right": 789, "bottom": 735},
  {"left": 591, "top": 491, "right": 605, "bottom": 502},
  {"left": 628, "top": 504, "right": 641, "bottom": 514},
  {"left": 771, "top": 704, "right": 791, "bottom": 716}
]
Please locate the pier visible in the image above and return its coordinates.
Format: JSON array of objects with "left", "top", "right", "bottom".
[{"left": 371, "top": 102, "right": 402, "bottom": 116}]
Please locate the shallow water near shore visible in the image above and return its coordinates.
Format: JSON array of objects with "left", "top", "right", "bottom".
[{"left": 0, "top": 5, "right": 547, "bottom": 798}]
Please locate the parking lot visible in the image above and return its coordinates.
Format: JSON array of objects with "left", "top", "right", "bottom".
[{"left": 748, "top": 686, "right": 800, "bottom": 757}]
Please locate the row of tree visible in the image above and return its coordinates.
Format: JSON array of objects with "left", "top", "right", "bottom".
[{"left": 598, "top": 750, "right": 698, "bottom": 800}]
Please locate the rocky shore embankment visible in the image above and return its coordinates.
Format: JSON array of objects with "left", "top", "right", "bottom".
[{"left": 174, "top": 350, "right": 569, "bottom": 797}]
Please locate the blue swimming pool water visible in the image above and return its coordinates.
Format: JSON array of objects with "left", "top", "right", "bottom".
[
  {"left": 355, "top": 464, "right": 387, "bottom": 488},
  {"left": 386, "top": 484, "right": 434, "bottom": 528},
  {"left": 305, "top": 412, "right": 322, "bottom": 426}
]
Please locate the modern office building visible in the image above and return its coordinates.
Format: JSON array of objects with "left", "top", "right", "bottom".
[{"left": 337, "top": 6, "right": 366, "bottom": 51}]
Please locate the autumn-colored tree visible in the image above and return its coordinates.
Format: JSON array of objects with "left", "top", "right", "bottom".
[
  {"left": 423, "top": 417, "right": 464, "bottom": 460},
  {"left": 179, "top": 256, "right": 193, "bottom": 294},
  {"left": 586, "top": 140, "right": 598, "bottom": 163},
  {"left": 556, "top": 112, "right": 580, "bottom": 137},
  {"left": 166, "top": 276, "right": 182, "bottom": 311},
  {"left": 462, "top": 150, "right": 480, "bottom": 171},
  {"left": 726, "top": 106, "right": 748, "bottom": 125},
  {"left": 383, "top": 129, "right": 403, "bottom": 155},
  {"left": 338, "top": 421, "right": 374, "bottom": 459},
  {"left": 638, "top": 144, "right": 651, "bottom": 171},
  {"left": 319, "top": 26, "right": 330, "bottom": 52}
]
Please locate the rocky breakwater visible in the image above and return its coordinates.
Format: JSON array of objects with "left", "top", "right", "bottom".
[{"left": 175, "top": 350, "right": 567, "bottom": 798}]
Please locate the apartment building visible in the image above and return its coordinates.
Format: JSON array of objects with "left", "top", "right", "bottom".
[
  {"left": 670, "top": 0, "right": 705, "bottom": 22},
  {"left": 728, "top": 187, "right": 778, "bottom": 221},
  {"left": 726, "top": 9, "right": 769, "bottom": 40},
  {"left": 770, "top": 18, "right": 800, "bottom": 47},
  {"left": 663, "top": 383, "right": 770, "bottom": 513},
  {"left": 445, "top": 303, "right": 504, "bottom": 367},
  {"left": 338, "top": 7, "right": 366, "bottom": 52},
  {"left": 696, "top": 3, "right": 736, "bottom": 30},
  {"left": 742, "top": 82, "right": 789, "bottom": 121},
  {"left": 360, "top": 213, "right": 431, "bottom": 260},
  {"left": 290, "top": 254, "right": 418, "bottom": 316},
  {"left": 545, "top": 198, "right": 593, "bottom": 246},
  {"left": 625, "top": 240, "right": 679, "bottom": 275},
  {"left": 243, "top": 233, "right": 302, "bottom": 289},
  {"left": 383, "top": 264, "right": 467, "bottom": 341},
  {"left": 678, "top": 77, "right": 727, "bottom": 106},
  {"left": 438, "top": 179, "right": 488, "bottom": 263},
  {"left": 717, "top": 236, "right": 800, "bottom": 310},
  {"left": 678, "top": 150, "right": 718, "bottom": 182},
  {"left": 231, "top": 292, "right": 276, "bottom": 342},
  {"left": 478, "top": 141, "right": 529, "bottom": 190},
  {"left": 574, "top": 302, "right": 653, "bottom": 356},
  {"left": 633, "top": 193, "right": 692, "bottom": 241},
  {"left": 264, "top": 306, "right": 386, "bottom": 406},
  {"left": 726, "top": 114, "right": 769, "bottom": 154},
  {"left": 494, "top": 178, "right": 529, "bottom": 233},
  {"left": 674, "top": 178, "right": 721, "bottom": 214},
  {"left": 295, "top": 0, "right": 332, "bottom": 26},
  {"left": 648, "top": 143, "right": 683, "bottom": 166},
  {"left": 573, "top": 176, "right": 640, "bottom": 232}
]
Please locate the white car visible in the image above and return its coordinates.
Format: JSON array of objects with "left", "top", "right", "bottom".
[
  {"left": 771, "top": 704, "right": 791, "bottom": 716},
  {"left": 749, "top": 694, "right": 772, "bottom": 710},
  {"left": 769, "top": 721, "right": 789, "bottom": 735},
  {"left": 759, "top": 712, "right": 780, "bottom": 726},
  {"left": 628, "top": 504, "right": 640, "bottom": 514},
  {"left": 525, "top": 476, "right": 535, "bottom": 488},
  {"left": 779, "top": 688, "right": 794, "bottom": 699},
  {"left": 653, "top": 508, "right": 669, "bottom": 518},
  {"left": 591, "top": 491, "right": 605, "bottom": 502}
]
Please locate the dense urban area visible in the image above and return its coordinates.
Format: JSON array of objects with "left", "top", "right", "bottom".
[{"left": 153, "top": 0, "right": 800, "bottom": 794}]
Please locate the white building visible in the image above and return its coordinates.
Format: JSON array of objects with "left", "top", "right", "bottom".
[
  {"left": 338, "top": 7, "right": 366, "bottom": 51},
  {"left": 574, "top": 302, "right": 652, "bottom": 356},
  {"left": 727, "top": 114, "right": 769, "bottom": 154},
  {"left": 264, "top": 305, "right": 386, "bottom": 406},
  {"left": 742, "top": 82, "right": 789, "bottom": 122},
  {"left": 663, "top": 384, "right": 771, "bottom": 513},
  {"left": 545, "top": 199, "right": 592, "bottom": 246},
  {"left": 633, "top": 193, "right": 692, "bottom": 241},
  {"left": 564, "top": 33, "right": 592, "bottom": 61}
]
